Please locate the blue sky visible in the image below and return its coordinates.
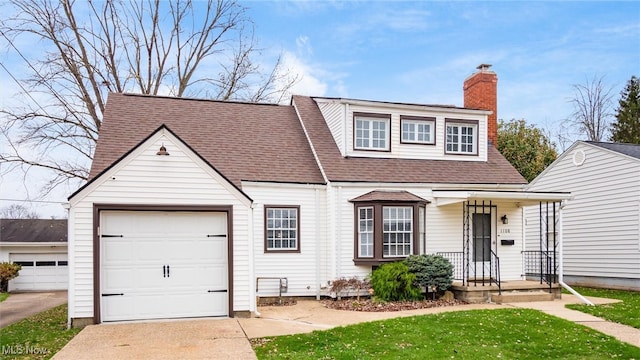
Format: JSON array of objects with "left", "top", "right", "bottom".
[
  {"left": 1, "top": 0, "right": 638, "bottom": 218},
  {"left": 248, "top": 1, "right": 638, "bottom": 137}
]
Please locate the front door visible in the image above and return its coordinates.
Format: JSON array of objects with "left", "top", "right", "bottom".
[{"left": 471, "top": 211, "right": 496, "bottom": 279}]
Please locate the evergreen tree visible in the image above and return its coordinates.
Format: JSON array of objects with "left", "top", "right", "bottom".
[{"left": 610, "top": 76, "right": 640, "bottom": 144}]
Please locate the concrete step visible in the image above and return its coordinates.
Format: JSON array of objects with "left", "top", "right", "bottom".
[{"left": 491, "top": 290, "right": 555, "bottom": 304}]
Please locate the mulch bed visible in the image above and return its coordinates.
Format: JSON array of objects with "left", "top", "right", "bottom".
[{"left": 321, "top": 298, "right": 467, "bottom": 312}]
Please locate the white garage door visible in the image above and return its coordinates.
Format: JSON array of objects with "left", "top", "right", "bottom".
[
  {"left": 9, "top": 253, "right": 68, "bottom": 291},
  {"left": 100, "top": 211, "right": 228, "bottom": 322}
]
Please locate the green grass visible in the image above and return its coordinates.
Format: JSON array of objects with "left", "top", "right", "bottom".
[
  {"left": 0, "top": 304, "right": 80, "bottom": 360},
  {"left": 0, "top": 292, "right": 9, "bottom": 302},
  {"left": 253, "top": 309, "right": 640, "bottom": 359},
  {"left": 567, "top": 287, "right": 640, "bottom": 329}
]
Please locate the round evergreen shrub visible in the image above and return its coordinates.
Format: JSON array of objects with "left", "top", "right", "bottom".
[
  {"left": 369, "top": 262, "right": 421, "bottom": 302},
  {"left": 403, "top": 254, "right": 454, "bottom": 292}
]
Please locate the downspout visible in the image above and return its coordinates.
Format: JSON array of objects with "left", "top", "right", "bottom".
[
  {"left": 315, "top": 188, "right": 322, "bottom": 300},
  {"left": 557, "top": 200, "right": 594, "bottom": 306},
  {"left": 250, "top": 202, "right": 262, "bottom": 317}
]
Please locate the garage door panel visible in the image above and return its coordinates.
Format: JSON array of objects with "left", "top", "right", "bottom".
[
  {"left": 9, "top": 253, "right": 68, "bottom": 291},
  {"left": 101, "top": 211, "right": 228, "bottom": 322}
]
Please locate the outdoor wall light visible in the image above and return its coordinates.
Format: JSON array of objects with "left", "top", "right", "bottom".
[
  {"left": 156, "top": 144, "right": 170, "bottom": 156},
  {"left": 501, "top": 214, "right": 508, "bottom": 225}
]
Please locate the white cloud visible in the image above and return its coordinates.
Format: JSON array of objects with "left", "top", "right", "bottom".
[
  {"left": 295, "top": 35, "right": 312, "bottom": 56},
  {"left": 279, "top": 51, "right": 328, "bottom": 98}
]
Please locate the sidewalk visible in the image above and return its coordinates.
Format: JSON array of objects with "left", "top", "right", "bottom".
[
  {"left": 239, "top": 295, "right": 640, "bottom": 349},
  {"left": 506, "top": 294, "right": 640, "bottom": 348}
]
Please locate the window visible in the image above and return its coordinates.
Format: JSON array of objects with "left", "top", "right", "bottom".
[
  {"left": 265, "top": 206, "right": 300, "bottom": 252},
  {"left": 352, "top": 197, "right": 427, "bottom": 266},
  {"left": 446, "top": 119, "right": 478, "bottom": 155},
  {"left": 401, "top": 116, "right": 435, "bottom": 144},
  {"left": 358, "top": 207, "right": 374, "bottom": 257},
  {"left": 354, "top": 113, "right": 390, "bottom": 151},
  {"left": 383, "top": 207, "right": 413, "bottom": 257}
]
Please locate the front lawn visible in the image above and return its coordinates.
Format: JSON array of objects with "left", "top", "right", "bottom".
[
  {"left": 0, "top": 292, "right": 9, "bottom": 302},
  {"left": 567, "top": 287, "right": 640, "bottom": 329},
  {"left": 0, "top": 304, "right": 80, "bottom": 360},
  {"left": 253, "top": 308, "right": 640, "bottom": 359}
]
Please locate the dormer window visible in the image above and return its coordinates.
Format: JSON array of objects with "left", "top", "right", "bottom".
[
  {"left": 401, "top": 116, "right": 436, "bottom": 145},
  {"left": 354, "top": 113, "right": 390, "bottom": 151},
  {"left": 445, "top": 119, "right": 478, "bottom": 155}
]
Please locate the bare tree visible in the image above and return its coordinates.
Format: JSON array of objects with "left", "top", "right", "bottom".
[
  {"left": 568, "top": 75, "right": 615, "bottom": 141},
  {"left": 1, "top": 204, "right": 40, "bottom": 219},
  {"left": 0, "top": 0, "right": 298, "bottom": 194}
]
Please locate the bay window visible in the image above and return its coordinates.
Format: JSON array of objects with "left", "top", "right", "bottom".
[{"left": 351, "top": 192, "right": 428, "bottom": 266}]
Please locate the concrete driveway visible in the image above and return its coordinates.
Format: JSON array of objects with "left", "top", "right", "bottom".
[
  {"left": 52, "top": 318, "right": 256, "bottom": 360},
  {"left": 0, "top": 291, "right": 67, "bottom": 328}
]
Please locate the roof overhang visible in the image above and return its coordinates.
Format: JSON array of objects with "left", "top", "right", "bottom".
[
  {"left": 432, "top": 190, "right": 572, "bottom": 207},
  {"left": 0, "top": 242, "right": 68, "bottom": 247}
]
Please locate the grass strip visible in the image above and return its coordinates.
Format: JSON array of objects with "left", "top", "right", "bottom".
[
  {"left": 567, "top": 287, "right": 640, "bottom": 329},
  {"left": 0, "top": 304, "right": 80, "bottom": 360},
  {"left": 253, "top": 308, "right": 640, "bottom": 359}
]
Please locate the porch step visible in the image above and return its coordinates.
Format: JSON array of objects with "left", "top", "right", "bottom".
[{"left": 491, "top": 290, "right": 555, "bottom": 304}]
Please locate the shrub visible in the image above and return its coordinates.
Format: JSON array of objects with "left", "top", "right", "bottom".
[
  {"left": 0, "top": 262, "right": 21, "bottom": 292},
  {"left": 329, "top": 276, "right": 370, "bottom": 300},
  {"left": 369, "top": 262, "right": 421, "bottom": 302},
  {"left": 403, "top": 254, "right": 454, "bottom": 292}
]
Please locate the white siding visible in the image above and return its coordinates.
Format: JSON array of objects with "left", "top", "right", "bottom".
[
  {"left": 314, "top": 99, "right": 489, "bottom": 162},
  {"left": 243, "top": 184, "right": 328, "bottom": 297},
  {"left": 328, "top": 184, "right": 525, "bottom": 282},
  {"left": 527, "top": 142, "right": 640, "bottom": 281},
  {"left": 317, "top": 101, "right": 346, "bottom": 155},
  {"left": 68, "top": 130, "right": 252, "bottom": 321}
]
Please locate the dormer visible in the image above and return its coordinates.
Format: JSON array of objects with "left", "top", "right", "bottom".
[{"left": 313, "top": 65, "right": 498, "bottom": 163}]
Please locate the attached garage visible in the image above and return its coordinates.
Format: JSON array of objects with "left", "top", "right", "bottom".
[
  {"left": 98, "top": 210, "right": 230, "bottom": 322},
  {"left": 9, "top": 253, "right": 68, "bottom": 291}
]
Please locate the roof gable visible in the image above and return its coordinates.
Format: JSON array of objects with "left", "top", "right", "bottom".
[
  {"left": 70, "top": 124, "right": 253, "bottom": 204},
  {"left": 90, "top": 93, "right": 325, "bottom": 187}
]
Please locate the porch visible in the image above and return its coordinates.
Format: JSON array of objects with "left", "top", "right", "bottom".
[
  {"left": 449, "top": 280, "right": 561, "bottom": 304},
  {"left": 431, "top": 190, "right": 571, "bottom": 303}
]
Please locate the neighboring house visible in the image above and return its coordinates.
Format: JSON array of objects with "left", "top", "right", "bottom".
[
  {"left": 0, "top": 219, "right": 68, "bottom": 291},
  {"left": 67, "top": 64, "right": 570, "bottom": 327},
  {"left": 526, "top": 141, "right": 640, "bottom": 291}
]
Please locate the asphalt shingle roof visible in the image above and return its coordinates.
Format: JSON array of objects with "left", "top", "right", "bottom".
[
  {"left": 0, "top": 219, "right": 67, "bottom": 243},
  {"left": 90, "top": 93, "right": 326, "bottom": 186},
  {"left": 292, "top": 95, "right": 527, "bottom": 185},
  {"left": 89, "top": 93, "right": 526, "bottom": 191},
  {"left": 587, "top": 141, "right": 640, "bottom": 160}
]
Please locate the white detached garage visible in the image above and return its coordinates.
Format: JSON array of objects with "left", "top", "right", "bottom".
[{"left": 0, "top": 219, "right": 68, "bottom": 292}]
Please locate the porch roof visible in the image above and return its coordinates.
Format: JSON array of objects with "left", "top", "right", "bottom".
[{"left": 432, "top": 190, "right": 572, "bottom": 206}]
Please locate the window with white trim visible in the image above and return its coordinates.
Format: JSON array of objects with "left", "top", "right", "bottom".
[
  {"left": 446, "top": 120, "right": 478, "bottom": 154},
  {"left": 353, "top": 201, "right": 426, "bottom": 266},
  {"left": 358, "top": 207, "right": 374, "bottom": 257},
  {"left": 401, "top": 116, "right": 435, "bottom": 144},
  {"left": 354, "top": 114, "right": 390, "bottom": 151},
  {"left": 265, "top": 206, "right": 299, "bottom": 252},
  {"left": 383, "top": 207, "right": 413, "bottom": 257}
]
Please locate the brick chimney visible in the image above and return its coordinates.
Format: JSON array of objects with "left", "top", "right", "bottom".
[{"left": 464, "top": 64, "right": 498, "bottom": 145}]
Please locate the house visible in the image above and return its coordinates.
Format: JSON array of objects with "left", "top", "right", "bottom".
[
  {"left": 526, "top": 141, "right": 640, "bottom": 291},
  {"left": 0, "top": 219, "right": 68, "bottom": 291},
  {"left": 67, "top": 64, "right": 570, "bottom": 327}
]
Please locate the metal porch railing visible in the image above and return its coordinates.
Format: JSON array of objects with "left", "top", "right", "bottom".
[{"left": 523, "top": 250, "right": 557, "bottom": 292}]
